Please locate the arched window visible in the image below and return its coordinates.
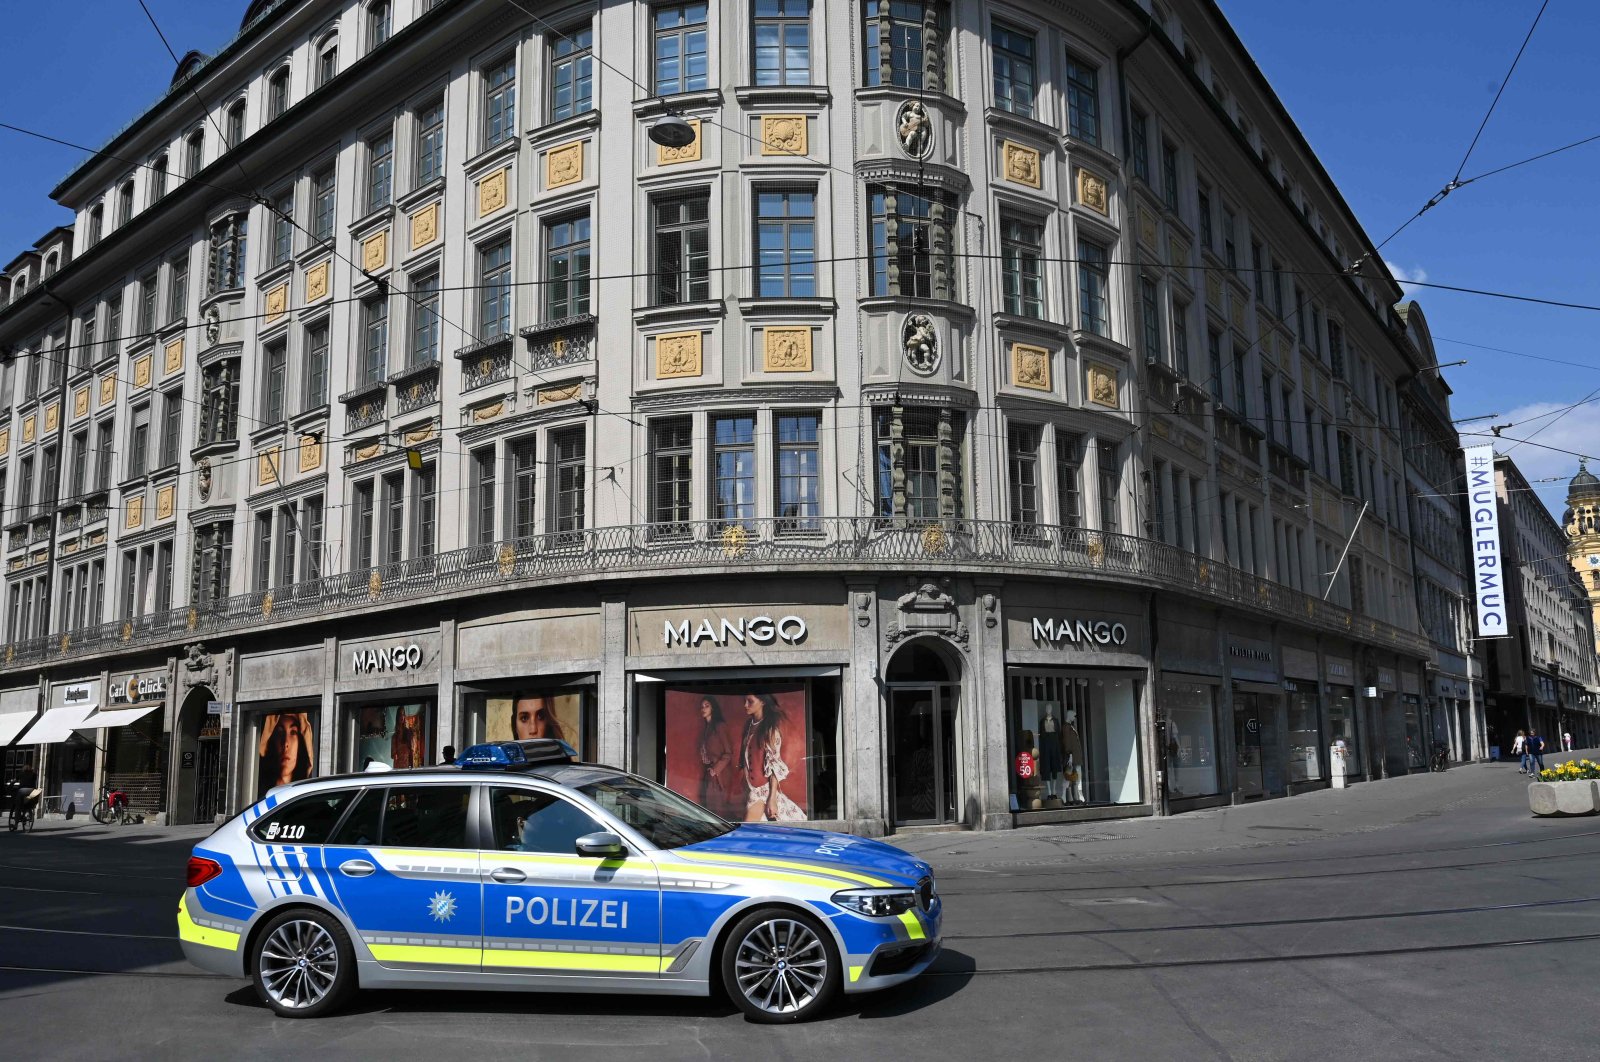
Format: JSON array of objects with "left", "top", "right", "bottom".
[
  {"left": 88, "top": 204, "right": 104, "bottom": 244},
  {"left": 367, "top": 1, "right": 391, "bottom": 50},
  {"left": 267, "top": 67, "right": 290, "bottom": 119},
  {"left": 186, "top": 129, "right": 205, "bottom": 176},
  {"left": 43, "top": 252, "right": 58, "bottom": 278},
  {"left": 150, "top": 153, "right": 169, "bottom": 200},
  {"left": 316, "top": 32, "right": 339, "bottom": 87},
  {"left": 226, "top": 99, "right": 247, "bottom": 147},
  {"left": 117, "top": 180, "right": 135, "bottom": 226}
]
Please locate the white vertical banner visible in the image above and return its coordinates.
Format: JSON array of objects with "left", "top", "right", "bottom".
[{"left": 1464, "top": 445, "right": 1507, "bottom": 637}]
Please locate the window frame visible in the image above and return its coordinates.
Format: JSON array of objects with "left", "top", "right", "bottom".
[
  {"left": 753, "top": 186, "right": 816, "bottom": 299},
  {"left": 482, "top": 54, "right": 518, "bottom": 150},
  {"left": 549, "top": 22, "right": 595, "bottom": 120},
  {"left": 652, "top": 2, "right": 711, "bottom": 97},
  {"left": 753, "top": 0, "right": 812, "bottom": 87},
  {"left": 652, "top": 190, "right": 712, "bottom": 306},
  {"left": 1064, "top": 53, "right": 1101, "bottom": 145},
  {"left": 544, "top": 211, "right": 591, "bottom": 319}
]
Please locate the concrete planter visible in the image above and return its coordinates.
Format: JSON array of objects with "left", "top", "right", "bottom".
[{"left": 1528, "top": 780, "right": 1600, "bottom": 816}]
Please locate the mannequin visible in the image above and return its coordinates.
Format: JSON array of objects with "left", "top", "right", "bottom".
[
  {"left": 1038, "top": 705, "right": 1063, "bottom": 805},
  {"left": 1060, "top": 708, "right": 1085, "bottom": 803}
]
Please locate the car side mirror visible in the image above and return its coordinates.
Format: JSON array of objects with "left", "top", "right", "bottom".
[{"left": 575, "top": 831, "right": 624, "bottom": 858}]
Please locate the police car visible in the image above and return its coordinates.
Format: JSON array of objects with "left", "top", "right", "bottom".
[{"left": 179, "top": 739, "right": 941, "bottom": 1023}]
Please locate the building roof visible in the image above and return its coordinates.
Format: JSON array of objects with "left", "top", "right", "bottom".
[{"left": 1570, "top": 460, "right": 1600, "bottom": 502}]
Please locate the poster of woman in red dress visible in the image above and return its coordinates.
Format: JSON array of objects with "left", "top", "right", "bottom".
[{"left": 664, "top": 685, "right": 809, "bottom": 821}]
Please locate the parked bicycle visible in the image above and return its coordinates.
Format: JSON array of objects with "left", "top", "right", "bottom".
[
  {"left": 1430, "top": 744, "right": 1451, "bottom": 772},
  {"left": 91, "top": 782, "right": 130, "bottom": 825}
]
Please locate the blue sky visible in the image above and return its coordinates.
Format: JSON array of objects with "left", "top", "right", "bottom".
[{"left": 1, "top": 1, "right": 1595, "bottom": 518}]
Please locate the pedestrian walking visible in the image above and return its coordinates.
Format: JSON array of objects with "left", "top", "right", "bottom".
[
  {"left": 1526, "top": 730, "right": 1546, "bottom": 776},
  {"left": 1513, "top": 730, "right": 1528, "bottom": 773}
]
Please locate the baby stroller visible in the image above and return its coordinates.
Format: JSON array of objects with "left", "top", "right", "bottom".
[{"left": 6, "top": 781, "right": 41, "bottom": 833}]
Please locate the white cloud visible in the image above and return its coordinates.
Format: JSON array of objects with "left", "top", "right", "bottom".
[
  {"left": 1385, "top": 260, "right": 1428, "bottom": 296},
  {"left": 1485, "top": 400, "right": 1600, "bottom": 519}
]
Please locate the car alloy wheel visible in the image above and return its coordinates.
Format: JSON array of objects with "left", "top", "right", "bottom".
[
  {"left": 724, "top": 909, "right": 839, "bottom": 1023},
  {"left": 251, "top": 910, "right": 355, "bottom": 1018}
]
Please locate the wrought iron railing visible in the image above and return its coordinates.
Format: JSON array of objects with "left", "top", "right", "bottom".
[{"left": 0, "top": 518, "right": 1432, "bottom": 671}]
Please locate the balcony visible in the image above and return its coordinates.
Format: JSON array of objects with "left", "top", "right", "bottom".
[
  {"left": 388, "top": 361, "right": 440, "bottom": 416},
  {"left": 0, "top": 518, "right": 1432, "bottom": 673},
  {"left": 454, "top": 335, "right": 513, "bottom": 393},
  {"left": 520, "top": 313, "right": 596, "bottom": 372}
]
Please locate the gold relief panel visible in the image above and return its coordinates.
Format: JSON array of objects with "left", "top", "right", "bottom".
[
  {"left": 473, "top": 400, "right": 506, "bottom": 421},
  {"left": 656, "top": 331, "right": 703, "bottom": 379},
  {"left": 264, "top": 283, "right": 289, "bottom": 323},
  {"left": 403, "top": 425, "right": 435, "bottom": 445},
  {"left": 1138, "top": 209, "right": 1159, "bottom": 248},
  {"left": 1011, "top": 342, "right": 1052, "bottom": 392},
  {"left": 760, "top": 114, "right": 807, "bottom": 157},
  {"left": 126, "top": 495, "right": 144, "bottom": 531},
  {"left": 657, "top": 120, "right": 702, "bottom": 166},
  {"left": 73, "top": 387, "right": 90, "bottom": 418},
  {"left": 1086, "top": 362, "right": 1119, "bottom": 409},
  {"left": 43, "top": 403, "right": 59, "bottom": 434},
  {"left": 297, "top": 434, "right": 323, "bottom": 473},
  {"left": 545, "top": 141, "right": 584, "bottom": 188},
  {"left": 155, "top": 484, "right": 176, "bottom": 521},
  {"left": 477, "top": 167, "right": 509, "bottom": 216},
  {"left": 1075, "top": 169, "right": 1109, "bottom": 215},
  {"left": 99, "top": 373, "right": 116, "bottom": 407},
  {"left": 0, "top": 428, "right": 9, "bottom": 456},
  {"left": 410, "top": 203, "right": 439, "bottom": 250},
  {"left": 537, "top": 385, "right": 582, "bottom": 405},
  {"left": 132, "top": 354, "right": 153, "bottom": 390},
  {"left": 305, "top": 261, "right": 330, "bottom": 303},
  {"left": 355, "top": 441, "right": 382, "bottom": 462},
  {"left": 762, "top": 327, "right": 813, "bottom": 372},
  {"left": 362, "top": 230, "right": 389, "bottom": 272},
  {"left": 258, "top": 446, "right": 281, "bottom": 487},
  {"left": 1001, "top": 140, "right": 1043, "bottom": 189},
  {"left": 21, "top": 415, "right": 35, "bottom": 444},
  {"left": 164, "top": 338, "right": 184, "bottom": 374}
]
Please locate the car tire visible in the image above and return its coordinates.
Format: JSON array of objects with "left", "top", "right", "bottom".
[
  {"left": 250, "top": 908, "right": 357, "bottom": 1018},
  {"left": 721, "top": 907, "right": 841, "bottom": 1024}
]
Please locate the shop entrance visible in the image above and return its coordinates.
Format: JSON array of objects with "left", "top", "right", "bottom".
[
  {"left": 885, "top": 641, "right": 960, "bottom": 827},
  {"left": 173, "top": 686, "right": 222, "bottom": 825}
]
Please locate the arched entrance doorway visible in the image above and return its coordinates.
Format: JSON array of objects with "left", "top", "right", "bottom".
[
  {"left": 884, "top": 640, "right": 962, "bottom": 827},
  {"left": 172, "top": 685, "right": 222, "bottom": 824}
]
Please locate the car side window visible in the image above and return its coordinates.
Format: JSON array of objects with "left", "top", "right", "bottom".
[
  {"left": 328, "top": 788, "right": 383, "bottom": 846},
  {"left": 488, "top": 786, "right": 601, "bottom": 854},
  {"left": 379, "top": 785, "right": 473, "bottom": 849},
  {"left": 249, "top": 789, "right": 358, "bottom": 844}
]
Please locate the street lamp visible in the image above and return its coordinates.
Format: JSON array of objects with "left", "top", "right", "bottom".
[{"left": 646, "top": 115, "right": 697, "bottom": 148}]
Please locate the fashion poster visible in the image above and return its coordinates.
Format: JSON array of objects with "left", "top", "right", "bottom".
[
  {"left": 256, "top": 710, "right": 316, "bottom": 799},
  {"left": 485, "top": 692, "right": 584, "bottom": 755},
  {"left": 356, "top": 703, "right": 429, "bottom": 769},
  {"left": 664, "top": 685, "right": 810, "bottom": 821}
]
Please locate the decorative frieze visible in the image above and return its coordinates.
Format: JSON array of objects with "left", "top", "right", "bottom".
[
  {"left": 1011, "top": 343, "right": 1052, "bottom": 392},
  {"left": 656, "top": 331, "right": 703, "bottom": 379},
  {"left": 657, "top": 120, "right": 702, "bottom": 165},
  {"left": 762, "top": 327, "right": 813, "bottom": 372},
  {"left": 545, "top": 141, "right": 584, "bottom": 188},
  {"left": 760, "top": 115, "right": 807, "bottom": 157},
  {"left": 1001, "top": 141, "right": 1042, "bottom": 188},
  {"left": 477, "top": 167, "right": 509, "bottom": 215}
]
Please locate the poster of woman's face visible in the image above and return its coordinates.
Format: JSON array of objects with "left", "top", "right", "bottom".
[
  {"left": 355, "top": 703, "right": 430, "bottom": 770},
  {"left": 485, "top": 692, "right": 583, "bottom": 755},
  {"left": 257, "top": 711, "right": 316, "bottom": 799},
  {"left": 663, "top": 685, "right": 810, "bottom": 822}
]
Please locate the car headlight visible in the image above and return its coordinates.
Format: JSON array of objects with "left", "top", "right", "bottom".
[{"left": 832, "top": 888, "right": 919, "bottom": 917}]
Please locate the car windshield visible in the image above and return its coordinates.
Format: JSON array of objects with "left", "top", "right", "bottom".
[{"left": 543, "top": 766, "right": 733, "bottom": 849}]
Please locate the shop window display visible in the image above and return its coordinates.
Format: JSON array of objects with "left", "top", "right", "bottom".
[
  {"left": 340, "top": 701, "right": 433, "bottom": 772},
  {"left": 1285, "top": 682, "right": 1323, "bottom": 782},
  {"left": 1160, "top": 679, "right": 1221, "bottom": 799},
  {"left": 254, "top": 709, "right": 317, "bottom": 800},
  {"left": 1327, "top": 687, "right": 1359, "bottom": 775},
  {"left": 1010, "top": 671, "right": 1141, "bottom": 810},
  {"left": 1403, "top": 694, "right": 1425, "bottom": 769},
  {"left": 461, "top": 687, "right": 595, "bottom": 761}
]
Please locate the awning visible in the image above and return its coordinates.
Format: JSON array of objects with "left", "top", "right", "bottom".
[
  {"left": 74, "top": 703, "right": 161, "bottom": 731},
  {"left": 16, "top": 704, "right": 96, "bottom": 744},
  {"left": 0, "top": 709, "right": 38, "bottom": 746}
]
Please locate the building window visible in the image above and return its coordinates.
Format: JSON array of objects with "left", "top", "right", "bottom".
[
  {"left": 1076, "top": 238, "right": 1109, "bottom": 337},
  {"left": 367, "top": 0, "right": 391, "bottom": 49},
  {"left": 207, "top": 214, "right": 248, "bottom": 293},
  {"left": 150, "top": 154, "right": 169, "bottom": 201},
  {"left": 381, "top": 472, "right": 405, "bottom": 564},
  {"left": 1160, "top": 140, "right": 1179, "bottom": 211},
  {"left": 1207, "top": 328, "right": 1223, "bottom": 401},
  {"left": 94, "top": 419, "right": 116, "bottom": 492},
  {"left": 1008, "top": 423, "right": 1040, "bottom": 528},
  {"left": 754, "top": 0, "right": 810, "bottom": 86},
  {"left": 303, "top": 321, "right": 328, "bottom": 409},
  {"left": 1097, "top": 441, "right": 1120, "bottom": 533},
  {"left": 1000, "top": 214, "right": 1043, "bottom": 318},
  {"left": 775, "top": 412, "right": 819, "bottom": 533},
  {"left": 159, "top": 389, "right": 182, "bottom": 468},
  {"left": 414, "top": 96, "right": 445, "bottom": 186},
  {"left": 138, "top": 270, "right": 159, "bottom": 333},
  {"left": 991, "top": 20, "right": 1036, "bottom": 117},
  {"left": 191, "top": 521, "right": 234, "bottom": 606},
  {"left": 874, "top": 406, "right": 965, "bottom": 522},
  {"left": 649, "top": 416, "right": 694, "bottom": 535},
  {"left": 409, "top": 272, "right": 440, "bottom": 364},
  {"left": 709, "top": 414, "right": 757, "bottom": 530},
  {"left": 276, "top": 505, "right": 296, "bottom": 588},
  {"left": 868, "top": 185, "right": 955, "bottom": 299},
  {"left": 118, "top": 180, "right": 135, "bottom": 226},
  {"left": 1129, "top": 108, "right": 1150, "bottom": 181},
  {"left": 653, "top": 192, "right": 711, "bottom": 305},
  {"left": 311, "top": 165, "right": 336, "bottom": 240},
  {"left": 552, "top": 428, "right": 587, "bottom": 537},
  {"left": 1171, "top": 298, "right": 1190, "bottom": 377},
  {"left": 544, "top": 212, "right": 591, "bottom": 319},
  {"left": 352, "top": 481, "right": 375, "bottom": 569},
  {"left": 269, "top": 187, "right": 295, "bottom": 265},
  {"left": 1222, "top": 208, "right": 1237, "bottom": 273},
  {"left": 653, "top": 3, "right": 709, "bottom": 96},
  {"left": 755, "top": 189, "right": 815, "bottom": 298},
  {"left": 88, "top": 204, "right": 104, "bottom": 245},
  {"left": 77, "top": 313, "right": 96, "bottom": 375},
  {"left": 483, "top": 55, "right": 517, "bottom": 148},
  {"left": 479, "top": 238, "right": 512, "bottom": 338},
  {"left": 1232, "top": 347, "right": 1247, "bottom": 414},
  {"left": 67, "top": 429, "right": 88, "bottom": 498},
  {"left": 226, "top": 100, "right": 246, "bottom": 148},
  {"left": 303, "top": 498, "right": 324, "bottom": 581},
  {"left": 198, "top": 359, "right": 240, "bottom": 445},
  {"left": 167, "top": 254, "right": 189, "bottom": 323},
  {"left": 1197, "top": 181, "right": 1213, "bottom": 250},
  {"left": 412, "top": 464, "right": 437, "bottom": 559},
  {"left": 1139, "top": 276, "right": 1162, "bottom": 362},
  {"left": 512, "top": 437, "right": 538, "bottom": 538},
  {"left": 471, "top": 447, "right": 496, "bottom": 544},
  {"left": 550, "top": 24, "right": 594, "bottom": 120},
  {"left": 316, "top": 34, "right": 339, "bottom": 87},
  {"left": 1065, "top": 54, "right": 1100, "bottom": 144},
  {"left": 366, "top": 129, "right": 394, "bottom": 211},
  {"left": 268, "top": 67, "right": 290, "bottom": 119},
  {"left": 262, "top": 340, "right": 287, "bottom": 424},
  {"left": 360, "top": 297, "right": 389, "bottom": 385},
  {"left": 864, "top": 0, "right": 947, "bottom": 90},
  {"left": 186, "top": 130, "right": 204, "bottom": 178}
]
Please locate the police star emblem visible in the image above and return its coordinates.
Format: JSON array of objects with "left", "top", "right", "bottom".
[{"left": 427, "top": 890, "right": 458, "bottom": 923}]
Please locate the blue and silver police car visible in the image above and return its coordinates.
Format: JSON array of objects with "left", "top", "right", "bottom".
[{"left": 179, "top": 739, "right": 941, "bottom": 1023}]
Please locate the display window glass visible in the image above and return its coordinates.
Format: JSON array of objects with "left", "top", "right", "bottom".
[
  {"left": 339, "top": 700, "right": 433, "bottom": 772},
  {"left": 633, "top": 676, "right": 840, "bottom": 822},
  {"left": 1010, "top": 670, "right": 1142, "bottom": 809},
  {"left": 1159, "top": 678, "right": 1221, "bottom": 799},
  {"left": 461, "top": 686, "right": 596, "bottom": 760},
  {"left": 1327, "top": 687, "right": 1359, "bottom": 775},
  {"left": 252, "top": 708, "right": 319, "bottom": 800},
  {"left": 1403, "top": 694, "right": 1424, "bottom": 768},
  {"left": 1286, "top": 682, "right": 1323, "bottom": 782}
]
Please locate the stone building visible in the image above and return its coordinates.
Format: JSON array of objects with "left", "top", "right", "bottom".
[
  {"left": 1566, "top": 462, "right": 1600, "bottom": 661},
  {"left": 0, "top": 0, "right": 1454, "bottom": 829}
]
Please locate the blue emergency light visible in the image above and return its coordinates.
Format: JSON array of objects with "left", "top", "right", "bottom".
[{"left": 455, "top": 738, "right": 576, "bottom": 770}]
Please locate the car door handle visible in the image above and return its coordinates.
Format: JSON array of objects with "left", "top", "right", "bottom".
[
  {"left": 488, "top": 867, "right": 527, "bottom": 884},
  {"left": 338, "top": 859, "right": 376, "bottom": 878}
]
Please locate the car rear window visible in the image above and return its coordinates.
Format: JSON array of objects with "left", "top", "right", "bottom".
[{"left": 249, "top": 789, "right": 359, "bottom": 844}]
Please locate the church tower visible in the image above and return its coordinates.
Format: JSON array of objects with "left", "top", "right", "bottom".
[{"left": 1566, "top": 461, "right": 1600, "bottom": 654}]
